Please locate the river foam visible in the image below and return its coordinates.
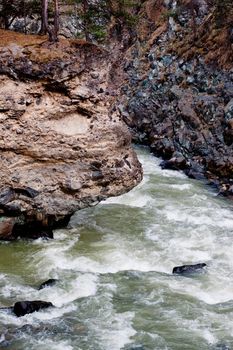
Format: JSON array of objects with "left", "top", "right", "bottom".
[{"left": 1, "top": 146, "right": 233, "bottom": 349}]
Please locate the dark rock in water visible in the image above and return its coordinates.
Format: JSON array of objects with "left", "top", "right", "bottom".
[
  {"left": 13, "top": 300, "right": 53, "bottom": 317},
  {"left": 0, "top": 218, "right": 54, "bottom": 241},
  {"left": 12, "top": 223, "right": 53, "bottom": 240},
  {"left": 214, "top": 344, "right": 231, "bottom": 350},
  {"left": 160, "top": 156, "right": 187, "bottom": 171},
  {"left": 172, "top": 263, "right": 207, "bottom": 275},
  {"left": 186, "top": 169, "right": 206, "bottom": 180},
  {"left": 38, "top": 279, "right": 58, "bottom": 290}
]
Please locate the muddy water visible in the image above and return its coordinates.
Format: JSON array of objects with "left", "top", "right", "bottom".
[{"left": 0, "top": 147, "right": 233, "bottom": 350}]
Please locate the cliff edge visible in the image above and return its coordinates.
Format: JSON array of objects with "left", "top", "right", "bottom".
[{"left": 0, "top": 30, "right": 142, "bottom": 239}]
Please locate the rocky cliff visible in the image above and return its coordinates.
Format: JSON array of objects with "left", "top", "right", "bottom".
[
  {"left": 116, "top": 0, "right": 233, "bottom": 197},
  {"left": 0, "top": 30, "right": 142, "bottom": 239},
  {"left": 0, "top": 0, "right": 232, "bottom": 238}
]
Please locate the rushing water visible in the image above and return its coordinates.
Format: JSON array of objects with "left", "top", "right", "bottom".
[{"left": 1, "top": 147, "right": 233, "bottom": 350}]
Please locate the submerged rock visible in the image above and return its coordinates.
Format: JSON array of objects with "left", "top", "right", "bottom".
[
  {"left": 38, "top": 279, "right": 58, "bottom": 290},
  {"left": 213, "top": 344, "right": 231, "bottom": 350},
  {"left": 13, "top": 301, "right": 54, "bottom": 317},
  {"left": 172, "top": 263, "right": 207, "bottom": 275},
  {"left": 0, "top": 306, "right": 13, "bottom": 312}
]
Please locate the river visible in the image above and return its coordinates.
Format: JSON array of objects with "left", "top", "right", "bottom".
[{"left": 0, "top": 147, "right": 233, "bottom": 350}]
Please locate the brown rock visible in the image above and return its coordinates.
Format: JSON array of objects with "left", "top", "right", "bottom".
[
  {"left": 0, "top": 218, "right": 15, "bottom": 240},
  {"left": 0, "top": 36, "right": 143, "bottom": 230}
]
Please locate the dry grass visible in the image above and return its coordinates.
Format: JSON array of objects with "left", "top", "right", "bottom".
[
  {"left": 0, "top": 29, "right": 105, "bottom": 63},
  {"left": 0, "top": 29, "right": 47, "bottom": 47},
  {"left": 168, "top": 19, "right": 233, "bottom": 69}
]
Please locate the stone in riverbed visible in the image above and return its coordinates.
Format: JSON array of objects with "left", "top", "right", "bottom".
[
  {"left": 38, "top": 279, "right": 58, "bottom": 290},
  {"left": 0, "top": 218, "right": 54, "bottom": 241},
  {"left": 213, "top": 344, "right": 231, "bottom": 350},
  {"left": 12, "top": 223, "right": 54, "bottom": 240},
  {"left": 172, "top": 263, "right": 207, "bottom": 275},
  {"left": 13, "top": 301, "right": 54, "bottom": 317},
  {"left": 160, "top": 155, "right": 187, "bottom": 171}
]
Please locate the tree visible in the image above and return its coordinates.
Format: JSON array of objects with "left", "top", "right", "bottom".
[
  {"left": 79, "top": 0, "right": 92, "bottom": 41},
  {"left": 66, "top": 0, "right": 106, "bottom": 41},
  {"left": 107, "top": 0, "right": 141, "bottom": 26},
  {"left": 41, "top": 0, "right": 59, "bottom": 42},
  {"left": 40, "top": 0, "right": 48, "bottom": 34},
  {"left": 0, "top": 0, "right": 41, "bottom": 33},
  {"left": 0, "top": 0, "right": 22, "bottom": 29},
  {"left": 66, "top": 0, "right": 141, "bottom": 42}
]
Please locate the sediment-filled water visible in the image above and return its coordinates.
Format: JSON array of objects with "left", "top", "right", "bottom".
[{"left": 1, "top": 147, "right": 233, "bottom": 350}]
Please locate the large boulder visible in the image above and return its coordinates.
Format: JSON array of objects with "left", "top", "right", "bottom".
[{"left": 0, "top": 31, "right": 142, "bottom": 236}]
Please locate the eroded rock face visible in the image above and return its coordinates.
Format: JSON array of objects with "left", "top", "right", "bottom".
[
  {"left": 0, "top": 37, "right": 142, "bottom": 238},
  {"left": 117, "top": 1, "right": 233, "bottom": 197}
]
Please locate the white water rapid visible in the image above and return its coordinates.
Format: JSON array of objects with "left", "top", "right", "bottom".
[{"left": 0, "top": 147, "right": 233, "bottom": 350}]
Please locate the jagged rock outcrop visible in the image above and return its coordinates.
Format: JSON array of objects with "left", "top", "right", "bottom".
[
  {"left": 0, "top": 31, "right": 142, "bottom": 239},
  {"left": 116, "top": 0, "right": 233, "bottom": 197}
]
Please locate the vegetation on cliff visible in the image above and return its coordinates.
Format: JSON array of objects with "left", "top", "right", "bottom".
[{"left": 0, "top": 0, "right": 143, "bottom": 42}]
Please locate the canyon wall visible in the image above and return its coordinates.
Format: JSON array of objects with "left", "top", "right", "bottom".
[{"left": 117, "top": 0, "right": 233, "bottom": 196}]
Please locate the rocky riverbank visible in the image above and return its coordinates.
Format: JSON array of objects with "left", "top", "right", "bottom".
[{"left": 0, "top": 30, "right": 142, "bottom": 239}]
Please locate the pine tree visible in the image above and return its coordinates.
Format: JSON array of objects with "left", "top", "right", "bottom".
[{"left": 0, "top": 0, "right": 23, "bottom": 29}]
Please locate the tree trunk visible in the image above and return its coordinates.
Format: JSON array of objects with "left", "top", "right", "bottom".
[
  {"left": 83, "top": 0, "right": 91, "bottom": 41},
  {"left": 53, "top": 0, "right": 59, "bottom": 41},
  {"left": 41, "top": 0, "right": 48, "bottom": 34},
  {"left": 4, "top": 16, "right": 9, "bottom": 30},
  {"left": 2, "top": 0, "right": 10, "bottom": 29},
  {"left": 41, "top": 0, "right": 59, "bottom": 42},
  {"left": 23, "top": 0, "right": 27, "bottom": 34}
]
